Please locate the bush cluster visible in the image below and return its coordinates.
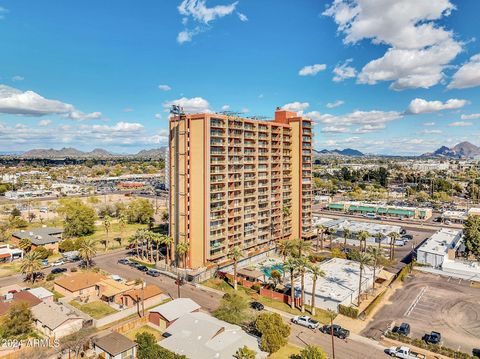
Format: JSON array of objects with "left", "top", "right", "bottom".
[{"left": 338, "top": 304, "right": 358, "bottom": 318}]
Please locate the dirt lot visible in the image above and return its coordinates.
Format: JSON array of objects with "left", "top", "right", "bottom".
[{"left": 362, "top": 271, "right": 480, "bottom": 355}]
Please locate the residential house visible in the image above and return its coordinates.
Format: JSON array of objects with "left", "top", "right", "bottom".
[
  {"left": 28, "top": 287, "right": 54, "bottom": 302},
  {"left": 54, "top": 272, "right": 105, "bottom": 297},
  {"left": 119, "top": 285, "right": 163, "bottom": 308},
  {"left": 31, "top": 301, "right": 84, "bottom": 338},
  {"left": 0, "top": 291, "right": 42, "bottom": 316},
  {"left": 148, "top": 298, "right": 201, "bottom": 329},
  {"left": 0, "top": 244, "right": 23, "bottom": 263},
  {"left": 97, "top": 278, "right": 139, "bottom": 305},
  {"left": 93, "top": 332, "right": 137, "bottom": 359},
  {"left": 11, "top": 228, "right": 63, "bottom": 253}
]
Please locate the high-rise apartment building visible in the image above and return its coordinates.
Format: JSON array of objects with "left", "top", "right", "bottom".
[{"left": 169, "top": 108, "right": 314, "bottom": 269}]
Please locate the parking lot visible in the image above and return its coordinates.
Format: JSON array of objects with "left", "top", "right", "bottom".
[{"left": 362, "top": 271, "right": 480, "bottom": 354}]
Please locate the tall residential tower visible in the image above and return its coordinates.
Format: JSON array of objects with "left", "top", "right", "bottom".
[{"left": 169, "top": 108, "right": 314, "bottom": 269}]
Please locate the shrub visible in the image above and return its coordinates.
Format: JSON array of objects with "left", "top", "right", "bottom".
[
  {"left": 46, "top": 273, "right": 55, "bottom": 281},
  {"left": 255, "top": 313, "right": 290, "bottom": 354},
  {"left": 70, "top": 267, "right": 78, "bottom": 272},
  {"left": 338, "top": 304, "right": 358, "bottom": 319},
  {"left": 33, "top": 246, "right": 50, "bottom": 260},
  {"left": 251, "top": 283, "right": 261, "bottom": 292},
  {"left": 331, "top": 248, "right": 347, "bottom": 259}
]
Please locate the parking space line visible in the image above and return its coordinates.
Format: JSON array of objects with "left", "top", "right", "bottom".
[{"left": 404, "top": 286, "right": 428, "bottom": 317}]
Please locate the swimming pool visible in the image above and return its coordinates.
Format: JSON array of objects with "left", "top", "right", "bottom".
[{"left": 261, "top": 263, "right": 284, "bottom": 278}]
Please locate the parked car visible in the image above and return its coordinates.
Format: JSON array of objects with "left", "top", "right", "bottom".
[
  {"left": 400, "top": 229, "right": 407, "bottom": 235},
  {"left": 472, "top": 348, "right": 480, "bottom": 358},
  {"left": 251, "top": 301, "right": 264, "bottom": 311},
  {"left": 392, "top": 323, "right": 410, "bottom": 336},
  {"left": 385, "top": 346, "right": 426, "bottom": 358},
  {"left": 136, "top": 265, "right": 149, "bottom": 272},
  {"left": 395, "top": 239, "right": 407, "bottom": 246},
  {"left": 433, "top": 217, "right": 442, "bottom": 223},
  {"left": 402, "top": 234, "right": 413, "bottom": 240},
  {"left": 118, "top": 258, "right": 130, "bottom": 265},
  {"left": 146, "top": 269, "right": 161, "bottom": 277},
  {"left": 51, "top": 267, "right": 67, "bottom": 274},
  {"left": 291, "top": 316, "right": 319, "bottom": 329},
  {"left": 52, "top": 259, "right": 65, "bottom": 266},
  {"left": 128, "top": 261, "right": 138, "bottom": 267},
  {"left": 319, "top": 324, "right": 350, "bottom": 339},
  {"left": 41, "top": 259, "right": 50, "bottom": 267},
  {"left": 423, "top": 331, "right": 441, "bottom": 345},
  {"left": 24, "top": 272, "right": 44, "bottom": 282}
]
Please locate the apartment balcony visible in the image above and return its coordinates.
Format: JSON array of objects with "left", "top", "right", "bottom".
[
  {"left": 258, "top": 142, "right": 268, "bottom": 148},
  {"left": 211, "top": 130, "right": 226, "bottom": 137},
  {"left": 210, "top": 221, "right": 226, "bottom": 230},
  {"left": 210, "top": 231, "right": 226, "bottom": 240},
  {"left": 244, "top": 132, "right": 256, "bottom": 139},
  {"left": 210, "top": 185, "right": 226, "bottom": 193},
  {"left": 210, "top": 119, "right": 226, "bottom": 128},
  {"left": 210, "top": 205, "right": 227, "bottom": 213},
  {"left": 271, "top": 127, "right": 281, "bottom": 134},
  {"left": 210, "top": 176, "right": 225, "bottom": 184},
  {"left": 209, "top": 249, "right": 227, "bottom": 260},
  {"left": 210, "top": 213, "right": 226, "bottom": 221},
  {"left": 210, "top": 140, "right": 225, "bottom": 146},
  {"left": 302, "top": 137, "right": 311, "bottom": 143}
]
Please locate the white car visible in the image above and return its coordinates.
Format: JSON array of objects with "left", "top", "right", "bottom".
[
  {"left": 52, "top": 259, "right": 65, "bottom": 266},
  {"left": 291, "top": 316, "right": 319, "bottom": 329}
]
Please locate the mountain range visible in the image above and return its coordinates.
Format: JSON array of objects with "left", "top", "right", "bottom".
[
  {"left": 422, "top": 141, "right": 480, "bottom": 158},
  {"left": 12, "top": 147, "right": 167, "bottom": 159},
  {"left": 313, "top": 148, "right": 364, "bottom": 157}
]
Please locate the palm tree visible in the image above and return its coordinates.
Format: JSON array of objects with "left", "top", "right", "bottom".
[
  {"left": 357, "top": 231, "right": 370, "bottom": 252},
  {"left": 283, "top": 257, "right": 298, "bottom": 309},
  {"left": 277, "top": 239, "right": 294, "bottom": 262},
  {"left": 228, "top": 246, "right": 244, "bottom": 291},
  {"left": 296, "top": 239, "right": 311, "bottom": 258},
  {"left": 103, "top": 215, "right": 111, "bottom": 252},
  {"left": 316, "top": 225, "right": 326, "bottom": 251},
  {"left": 176, "top": 241, "right": 189, "bottom": 269},
  {"left": 78, "top": 237, "right": 98, "bottom": 267},
  {"left": 150, "top": 233, "right": 162, "bottom": 263},
  {"left": 307, "top": 263, "right": 325, "bottom": 316},
  {"left": 130, "top": 229, "right": 147, "bottom": 260},
  {"left": 325, "top": 227, "right": 336, "bottom": 249},
  {"left": 118, "top": 214, "right": 127, "bottom": 245},
  {"left": 367, "top": 247, "right": 382, "bottom": 290},
  {"left": 161, "top": 235, "right": 174, "bottom": 266},
  {"left": 352, "top": 251, "right": 373, "bottom": 306},
  {"left": 342, "top": 228, "right": 351, "bottom": 248},
  {"left": 374, "top": 232, "right": 383, "bottom": 249},
  {"left": 326, "top": 309, "right": 337, "bottom": 359},
  {"left": 20, "top": 252, "right": 42, "bottom": 283},
  {"left": 387, "top": 232, "right": 400, "bottom": 260},
  {"left": 18, "top": 238, "right": 32, "bottom": 253},
  {"left": 296, "top": 257, "right": 309, "bottom": 313}
]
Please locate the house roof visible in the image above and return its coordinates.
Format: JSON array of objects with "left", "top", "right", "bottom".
[
  {"left": 12, "top": 228, "right": 63, "bottom": 245},
  {"left": 123, "top": 285, "right": 162, "bottom": 300},
  {"left": 149, "top": 298, "right": 200, "bottom": 322},
  {"left": 0, "top": 291, "right": 42, "bottom": 316},
  {"left": 31, "top": 301, "right": 82, "bottom": 330},
  {"left": 94, "top": 332, "right": 136, "bottom": 356},
  {"left": 54, "top": 272, "right": 105, "bottom": 292},
  {"left": 27, "top": 287, "right": 54, "bottom": 300},
  {"left": 97, "top": 279, "right": 132, "bottom": 298}
]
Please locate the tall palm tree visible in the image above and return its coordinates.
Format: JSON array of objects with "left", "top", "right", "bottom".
[
  {"left": 20, "top": 252, "right": 42, "bottom": 283},
  {"left": 374, "top": 232, "right": 383, "bottom": 249},
  {"left": 325, "top": 227, "right": 336, "bottom": 249},
  {"left": 277, "top": 239, "right": 294, "bottom": 263},
  {"left": 283, "top": 257, "right": 298, "bottom": 309},
  {"left": 150, "top": 233, "right": 162, "bottom": 263},
  {"left": 176, "top": 241, "right": 190, "bottom": 269},
  {"left": 326, "top": 309, "right": 337, "bottom": 359},
  {"left": 78, "top": 237, "right": 98, "bottom": 267},
  {"left": 296, "top": 239, "right": 311, "bottom": 258},
  {"left": 342, "top": 228, "right": 351, "bottom": 248},
  {"left": 103, "top": 215, "right": 111, "bottom": 252},
  {"left": 130, "top": 229, "right": 147, "bottom": 260},
  {"left": 161, "top": 235, "right": 174, "bottom": 266},
  {"left": 352, "top": 251, "right": 373, "bottom": 306},
  {"left": 296, "top": 257, "right": 309, "bottom": 313},
  {"left": 228, "top": 246, "right": 244, "bottom": 291},
  {"left": 367, "top": 247, "right": 382, "bottom": 290},
  {"left": 357, "top": 231, "right": 370, "bottom": 253},
  {"left": 387, "top": 232, "right": 400, "bottom": 260},
  {"left": 118, "top": 214, "right": 127, "bottom": 245},
  {"left": 316, "top": 225, "right": 326, "bottom": 251},
  {"left": 307, "top": 263, "right": 325, "bottom": 316}
]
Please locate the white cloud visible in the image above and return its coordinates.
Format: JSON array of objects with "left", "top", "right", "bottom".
[
  {"left": 158, "top": 84, "right": 171, "bottom": 91},
  {"left": 355, "top": 123, "right": 386, "bottom": 133},
  {"left": 0, "top": 85, "right": 101, "bottom": 120},
  {"left": 324, "top": 0, "right": 462, "bottom": 90},
  {"left": 423, "top": 122, "right": 435, "bottom": 126},
  {"left": 0, "top": 6, "right": 8, "bottom": 20},
  {"left": 221, "top": 104, "right": 230, "bottom": 111},
  {"left": 237, "top": 12, "right": 248, "bottom": 22},
  {"left": 449, "top": 121, "right": 472, "bottom": 127},
  {"left": 312, "top": 110, "right": 402, "bottom": 126},
  {"left": 12, "top": 76, "right": 24, "bottom": 82},
  {"left": 461, "top": 113, "right": 480, "bottom": 120},
  {"left": 163, "top": 96, "right": 211, "bottom": 113},
  {"left": 154, "top": 113, "right": 162, "bottom": 120},
  {"left": 177, "top": 0, "right": 240, "bottom": 43},
  {"left": 448, "top": 54, "right": 480, "bottom": 89},
  {"left": 282, "top": 102, "right": 309, "bottom": 113},
  {"left": 299, "top": 64, "right": 327, "bottom": 76},
  {"left": 122, "top": 108, "right": 134, "bottom": 112},
  {"left": 407, "top": 98, "right": 468, "bottom": 114},
  {"left": 38, "top": 119, "right": 51, "bottom": 127},
  {"left": 326, "top": 100, "right": 345, "bottom": 109},
  {"left": 241, "top": 107, "right": 249, "bottom": 113},
  {"left": 321, "top": 126, "right": 350, "bottom": 133},
  {"left": 92, "top": 122, "right": 144, "bottom": 132},
  {"left": 419, "top": 129, "right": 442, "bottom": 134},
  {"left": 332, "top": 59, "right": 357, "bottom": 82}
]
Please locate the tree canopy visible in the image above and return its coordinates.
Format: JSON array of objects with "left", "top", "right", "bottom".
[
  {"left": 57, "top": 198, "right": 97, "bottom": 237},
  {"left": 255, "top": 312, "right": 291, "bottom": 354}
]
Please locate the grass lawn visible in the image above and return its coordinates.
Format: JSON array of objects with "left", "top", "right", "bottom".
[
  {"left": 125, "top": 325, "right": 162, "bottom": 341},
  {"left": 128, "top": 257, "right": 156, "bottom": 268},
  {"left": 83, "top": 222, "right": 145, "bottom": 250},
  {"left": 268, "top": 344, "right": 302, "bottom": 359},
  {"left": 0, "top": 261, "right": 21, "bottom": 278},
  {"left": 69, "top": 300, "right": 118, "bottom": 319}
]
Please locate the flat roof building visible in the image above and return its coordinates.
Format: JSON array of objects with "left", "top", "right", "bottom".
[
  {"left": 416, "top": 228, "right": 463, "bottom": 268},
  {"left": 317, "top": 217, "right": 401, "bottom": 237},
  {"left": 169, "top": 109, "right": 314, "bottom": 268},
  {"left": 327, "top": 201, "right": 432, "bottom": 220}
]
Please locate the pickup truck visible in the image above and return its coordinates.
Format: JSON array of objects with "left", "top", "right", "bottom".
[
  {"left": 291, "top": 316, "right": 319, "bottom": 329},
  {"left": 423, "top": 331, "right": 441, "bottom": 345},
  {"left": 319, "top": 324, "right": 350, "bottom": 339},
  {"left": 385, "top": 346, "right": 426, "bottom": 359}
]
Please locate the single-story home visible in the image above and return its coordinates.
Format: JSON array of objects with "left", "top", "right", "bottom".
[
  {"left": 97, "top": 278, "right": 139, "bottom": 304},
  {"left": 119, "top": 285, "right": 163, "bottom": 308},
  {"left": 0, "top": 244, "right": 23, "bottom": 263},
  {"left": 93, "top": 332, "right": 137, "bottom": 359},
  {"left": 148, "top": 298, "right": 201, "bottom": 329},
  {"left": 31, "top": 301, "right": 84, "bottom": 338},
  {"left": 28, "top": 287, "right": 54, "bottom": 302},
  {"left": 0, "top": 291, "right": 42, "bottom": 316},
  {"left": 54, "top": 272, "right": 105, "bottom": 297},
  {"left": 11, "top": 227, "right": 63, "bottom": 253},
  {"left": 160, "top": 312, "right": 267, "bottom": 358}
]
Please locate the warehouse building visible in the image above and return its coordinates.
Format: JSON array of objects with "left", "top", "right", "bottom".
[{"left": 416, "top": 228, "right": 462, "bottom": 268}]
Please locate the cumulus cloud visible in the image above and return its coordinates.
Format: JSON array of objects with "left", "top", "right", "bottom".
[
  {"left": 158, "top": 84, "right": 172, "bottom": 91},
  {"left": 38, "top": 119, "right": 51, "bottom": 127},
  {"left": 419, "top": 129, "right": 442, "bottom": 134},
  {"left": 407, "top": 98, "right": 468, "bottom": 114},
  {"left": 177, "top": 0, "right": 240, "bottom": 43},
  {"left": 92, "top": 122, "right": 144, "bottom": 132},
  {"left": 461, "top": 113, "right": 480, "bottom": 120},
  {"left": 326, "top": 100, "right": 345, "bottom": 109},
  {"left": 221, "top": 104, "right": 230, "bottom": 111},
  {"left": 355, "top": 123, "right": 386, "bottom": 133},
  {"left": 332, "top": 59, "right": 357, "bottom": 82},
  {"left": 0, "top": 85, "right": 101, "bottom": 120},
  {"left": 12, "top": 76, "right": 24, "bottom": 82},
  {"left": 282, "top": 102, "right": 309, "bottom": 113},
  {"left": 0, "top": 6, "right": 8, "bottom": 20},
  {"left": 449, "top": 121, "right": 472, "bottom": 127},
  {"left": 423, "top": 122, "right": 435, "bottom": 126},
  {"left": 163, "top": 96, "right": 211, "bottom": 113},
  {"left": 312, "top": 110, "right": 402, "bottom": 126},
  {"left": 448, "top": 54, "right": 480, "bottom": 89},
  {"left": 299, "top": 64, "right": 327, "bottom": 76},
  {"left": 154, "top": 113, "right": 162, "bottom": 120},
  {"left": 324, "top": 0, "right": 462, "bottom": 90},
  {"left": 321, "top": 126, "right": 350, "bottom": 133}
]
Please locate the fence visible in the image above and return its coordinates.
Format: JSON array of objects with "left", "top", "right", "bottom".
[{"left": 111, "top": 316, "right": 148, "bottom": 335}]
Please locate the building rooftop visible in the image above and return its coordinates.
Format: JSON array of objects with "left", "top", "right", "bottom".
[
  {"left": 149, "top": 298, "right": 201, "bottom": 322},
  {"left": 12, "top": 227, "right": 63, "bottom": 245},
  {"left": 417, "top": 228, "right": 463, "bottom": 257},
  {"left": 0, "top": 291, "right": 42, "bottom": 316},
  {"left": 94, "top": 332, "right": 136, "bottom": 356},
  {"left": 31, "top": 301, "right": 82, "bottom": 330},
  {"left": 54, "top": 272, "right": 105, "bottom": 292},
  {"left": 27, "top": 287, "right": 54, "bottom": 300},
  {"left": 319, "top": 217, "right": 401, "bottom": 236},
  {"left": 97, "top": 279, "right": 132, "bottom": 298},
  {"left": 122, "top": 284, "right": 163, "bottom": 300}
]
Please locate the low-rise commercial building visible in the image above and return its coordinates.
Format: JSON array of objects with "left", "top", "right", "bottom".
[
  {"left": 11, "top": 228, "right": 63, "bottom": 253},
  {"left": 441, "top": 210, "right": 467, "bottom": 224},
  {"left": 327, "top": 201, "right": 432, "bottom": 220},
  {"left": 0, "top": 244, "right": 23, "bottom": 263},
  {"left": 316, "top": 217, "right": 401, "bottom": 240},
  {"left": 416, "top": 228, "right": 463, "bottom": 268}
]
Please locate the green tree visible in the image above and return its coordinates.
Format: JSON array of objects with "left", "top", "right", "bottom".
[
  {"left": 57, "top": 199, "right": 97, "bottom": 237},
  {"left": 229, "top": 246, "right": 244, "bottom": 291},
  {"left": 126, "top": 198, "right": 154, "bottom": 224},
  {"left": 295, "top": 239, "right": 312, "bottom": 258},
  {"left": 78, "top": 237, "right": 97, "bottom": 267},
  {"left": 374, "top": 232, "right": 383, "bottom": 249},
  {"left": 255, "top": 312, "right": 291, "bottom": 354},
  {"left": 342, "top": 228, "right": 351, "bottom": 248},
  {"left": 213, "top": 292, "right": 249, "bottom": 325},
  {"left": 18, "top": 238, "right": 32, "bottom": 253},
  {"left": 118, "top": 213, "right": 127, "bottom": 244},
  {"left": 464, "top": 215, "right": 480, "bottom": 259},
  {"left": 130, "top": 229, "right": 148, "bottom": 259},
  {"left": 270, "top": 269, "right": 282, "bottom": 290},
  {"left": 296, "top": 257, "right": 309, "bottom": 313},
  {"left": 307, "top": 264, "right": 325, "bottom": 316},
  {"left": 135, "top": 332, "right": 186, "bottom": 359},
  {"left": 59, "top": 238, "right": 76, "bottom": 252},
  {"left": 0, "top": 302, "right": 34, "bottom": 339},
  {"left": 351, "top": 251, "right": 373, "bottom": 306},
  {"left": 234, "top": 346, "right": 256, "bottom": 359},
  {"left": 32, "top": 246, "right": 50, "bottom": 260},
  {"left": 176, "top": 241, "right": 189, "bottom": 269},
  {"left": 161, "top": 235, "right": 174, "bottom": 266},
  {"left": 367, "top": 247, "right": 383, "bottom": 290},
  {"left": 19, "top": 251, "right": 42, "bottom": 283},
  {"left": 316, "top": 225, "right": 326, "bottom": 251},
  {"left": 300, "top": 345, "right": 328, "bottom": 359},
  {"left": 284, "top": 257, "right": 298, "bottom": 309},
  {"left": 387, "top": 232, "right": 400, "bottom": 260},
  {"left": 103, "top": 215, "right": 112, "bottom": 251},
  {"left": 357, "top": 231, "right": 369, "bottom": 253}
]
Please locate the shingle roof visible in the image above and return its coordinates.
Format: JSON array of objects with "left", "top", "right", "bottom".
[
  {"left": 54, "top": 272, "right": 105, "bottom": 292},
  {"left": 149, "top": 298, "right": 200, "bottom": 322},
  {"left": 0, "top": 291, "right": 42, "bottom": 316},
  {"left": 12, "top": 228, "right": 63, "bottom": 245},
  {"left": 94, "top": 332, "right": 136, "bottom": 356},
  {"left": 123, "top": 285, "right": 163, "bottom": 300},
  {"left": 31, "top": 301, "right": 82, "bottom": 330}
]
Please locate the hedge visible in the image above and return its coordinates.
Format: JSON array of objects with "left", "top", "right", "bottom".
[
  {"left": 338, "top": 304, "right": 358, "bottom": 319},
  {"left": 385, "top": 332, "right": 476, "bottom": 359}
]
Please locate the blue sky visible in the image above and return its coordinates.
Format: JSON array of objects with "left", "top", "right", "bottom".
[{"left": 0, "top": 0, "right": 479, "bottom": 155}]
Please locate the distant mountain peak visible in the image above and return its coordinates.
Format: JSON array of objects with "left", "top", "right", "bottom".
[
  {"left": 16, "top": 147, "right": 166, "bottom": 159},
  {"left": 423, "top": 141, "right": 480, "bottom": 158},
  {"left": 313, "top": 148, "right": 364, "bottom": 157}
]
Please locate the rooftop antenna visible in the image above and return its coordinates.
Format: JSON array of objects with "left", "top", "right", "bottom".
[
  {"left": 218, "top": 110, "right": 244, "bottom": 117},
  {"left": 247, "top": 115, "right": 269, "bottom": 120},
  {"left": 170, "top": 105, "right": 184, "bottom": 116}
]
